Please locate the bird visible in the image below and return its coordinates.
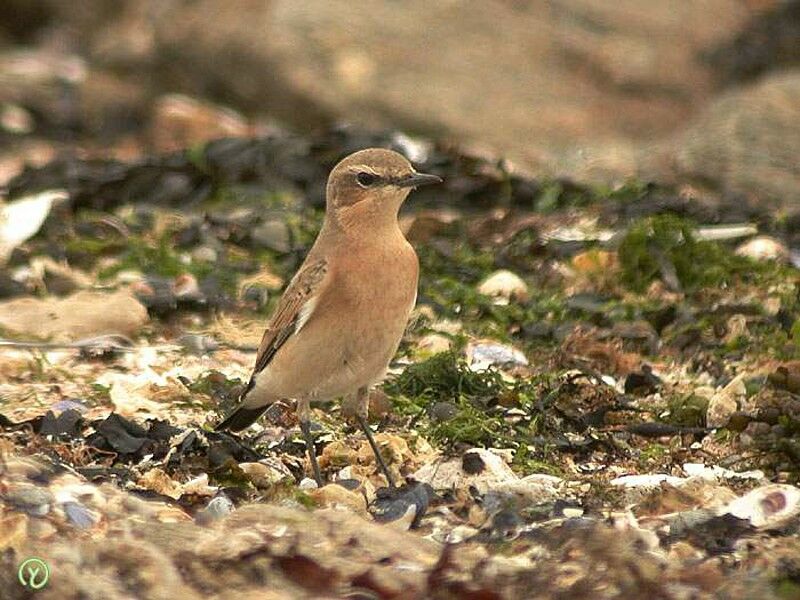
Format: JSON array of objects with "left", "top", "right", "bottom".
[{"left": 216, "top": 148, "right": 442, "bottom": 487}]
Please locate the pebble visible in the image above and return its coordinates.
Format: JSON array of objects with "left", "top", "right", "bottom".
[
  {"left": 299, "top": 478, "right": 319, "bottom": 490},
  {"left": 191, "top": 245, "right": 218, "bottom": 263},
  {"left": 63, "top": 501, "right": 99, "bottom": 529},
  {"left": 706, "top": 373, "right": 747, "bottom": 428},
  {"left": 735, "top": 236, "right": 789, "bottom": 263},
  {"left": 204, "top": 495, "right": 235, "bottom": 520},
  {"left": 251, "top": 219, "right": 291, "bottom": 253},
  {"left": 416, "top": 333, "right": 452, "bottom": 354},
  {"left": 3, "top": 484, "right": 54, "bottom": 516},
  {"left": 239, "top": 460, "right": 292, "bottom": 488},
  {"left": 477, "top": 270, "right": 529, "bottom": 304}
]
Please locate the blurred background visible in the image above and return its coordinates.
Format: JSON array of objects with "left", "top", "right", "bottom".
[{"left": 1, "top": 0, "right": 798, "bottom": 206}]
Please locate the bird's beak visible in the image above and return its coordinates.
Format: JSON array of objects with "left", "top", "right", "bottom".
[{"left": 396, "top": 172, "right": 443, "bottom": 188}]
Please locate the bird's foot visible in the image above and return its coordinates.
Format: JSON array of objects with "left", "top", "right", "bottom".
[
  {"left": 356, "top": 414, "right": 398, "bottom": 488},
  {"left": 299, "top": 419, "right": 324, "bottom": 487}
]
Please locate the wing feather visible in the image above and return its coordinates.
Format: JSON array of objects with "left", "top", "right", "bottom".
[
  {"left": 216, "top": 258, "right": 328, "bottom": 431},
  {"left": 247, "top": 258, "right": 328, "bottom": 389}
]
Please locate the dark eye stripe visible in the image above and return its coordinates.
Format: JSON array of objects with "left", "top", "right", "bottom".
[{"left": 356, "top": 172, "right": 379, "bottom": 187}]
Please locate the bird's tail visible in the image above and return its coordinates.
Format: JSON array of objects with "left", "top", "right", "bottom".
[{"left": 215, "top": 404, "right": 270, "bottom": 432}]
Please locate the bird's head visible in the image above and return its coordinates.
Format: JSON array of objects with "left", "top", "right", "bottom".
[{"left": 325, "top": 148, "right": 441, "bottom": 227}]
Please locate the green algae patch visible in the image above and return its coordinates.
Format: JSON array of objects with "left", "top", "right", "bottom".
[
  {"left": 384, "top": 351, "right": 558, "bottom": 473},
  {"left": 619, "top": 215, "right": 760, "bottom": 293}
]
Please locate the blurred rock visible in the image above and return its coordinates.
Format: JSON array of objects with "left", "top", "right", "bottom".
[
  {"left": 707, "top": 373, "right": 747, "bottom": 428},
  {"left": 705, "top": 1, "right": 800, "bottom": 85},
  {"left": 309, "top": 484, "right": 368, "bottom": 517},
  {"left": 477, "top": 269, "right": 529, "bottom": 305},
  {"left": 150, "top": 94, "right": 251, "bottom": 152},
  {"left": 29, "top": 0, "right": 789, "bottom": 201},
  {"left": 250, "top": 219, "right": 292, "bottom": 253},
  {"left": 416, "top": 333, "right": 452, "bottom": 355},
  {"left": 663, "top": 72, "right": 800, "bottom": 205},
  {"left": 735, "top": 235, "right": 790, "bottom": 263},
  {"left": 0, "top": 289, "right": 147, "bottom": 342},
  {"left": 0, "top": 102, "right": 34, "bottom": 134}
]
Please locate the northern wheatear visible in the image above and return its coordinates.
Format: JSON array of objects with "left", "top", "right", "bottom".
[{"left": 216, "top": 148, "right": 442, "bottom": 486}]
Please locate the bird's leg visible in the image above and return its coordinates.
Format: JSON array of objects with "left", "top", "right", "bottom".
[
  {"left": 297, "top": 397, "right": 323, "bottom": 487},
  {"left": 353, "top": 386, "right": 397, "bottom": 488}
]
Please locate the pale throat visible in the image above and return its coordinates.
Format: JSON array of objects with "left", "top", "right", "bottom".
[{"left": 329, "top": 196, "right": 407, "bottom": 237}]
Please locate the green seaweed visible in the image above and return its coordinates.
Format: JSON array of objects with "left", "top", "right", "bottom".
[
  {"left": 663, "top": 393, "right": 708, "bottom": 428},
  {"left": 384, "top": 351, "right": 560, "bottom": 473},
  {"left": 618, "top": 214, "right": 766, "bottom": 293}
]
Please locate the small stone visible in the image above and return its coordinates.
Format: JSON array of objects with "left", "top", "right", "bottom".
[
  {"left": 150, "top": 94, "right": 250, "bottom": 152},
  {"left": 138, "top": 468, "right": 183, "bottom": 500},
  {"left": 239, "top": 461, "right": 292, "bottom": 488},
  {"left": 27, "top": 519, "right": 57, "bottom": 540},
  {"left": 763, "top": 296, "right": 782, "bottom": 317},
  {"left": 177, "top": 334, "right": 220, "bottom": 354},
  {"left": 204, "top": 495, "right": 235, "bottom": 520},
  {"left": 462, "top": 452, "right": 486, "bottom": 475},
  {"left": 417, "top": 333, "right": 452, "bottom": 354},
  {"left": 430, "top": 401, "right": 459, "bottom": 423},
  {"left": 182, "top": 474, "right": 218, "bottom": 497},
  {"left": 610, "top": 474, "right": 685, "bottom": 488},
  {"left": 299, "top": 478, "right": 319, "bottom": 490},
  {"left": 707, "top": 373, "right": 747, "bottom": 428},
  {"left": 0, "top": 103, "right": 34, "bottom": 134},
  {"left": 0, "top": 514, "right": 27, "bottom": 551},
  {"left": 413, "top": 449, "right": 518, "bottom": 493},
  {"left": 723, "top": 314, "right": 749, "bottom": 344},
  {"left": 191, "top": 246, "right": 218, "bottom": 263},
  {"left": 251, "top": 219, "right": 291, "bottom": 253},
  {"left": 522, "top": 321, "right": 553, "bottom": 340},
  {"left": 624, "top": 366, "right": 661, "bottom": 395},
  {"left": 401, "top": 208, "right": 460, "bottom": 243},
  {"left": 735, "top": 236, "right": 789, "bottom": 263},
  {"left": 317, "top": 442, "right": 359, "bottom": 471},
  {"left": 309, "top": 484, "right": 368, "bottom": 515},
  {"left": 63, "top": 501, "right": 100, "bottom": 529},
  {"left": 3, "top": 484, "right": 54, "bottom": 515},
  {"left": 477, "top": 270, "right": 529, "bottom": 304}
]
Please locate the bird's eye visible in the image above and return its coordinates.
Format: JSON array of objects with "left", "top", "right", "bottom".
[{"left": 356, "top": 172, "right": 378, "bottom": 187}]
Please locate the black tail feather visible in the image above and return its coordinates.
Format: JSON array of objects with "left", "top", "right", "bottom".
[{"left": 215, "top": 404, "right": 269, "bottom": 432}]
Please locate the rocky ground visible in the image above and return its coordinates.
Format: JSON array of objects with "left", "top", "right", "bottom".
[
  {"left": 2, "top": 126, "right": 800, "bottom": 599},
  {"left": 2, "top": 2, "right": 800, "bottom": 599}
]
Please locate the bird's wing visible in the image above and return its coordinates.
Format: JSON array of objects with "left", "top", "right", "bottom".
[
  {"left": 249, "top": 258, "right": 329, "bottom": 384},
  {"left": 215, "top": 258, "right": 329, "bottom": 432}
]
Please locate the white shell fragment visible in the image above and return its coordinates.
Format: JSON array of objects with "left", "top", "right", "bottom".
[
  {"left": 412, "top": 449, "right": 562, "bottom": 503},
  {"left": 695, "top": 223, "right": 758, "bottom": 241},
  {"left": 610, "top": 474, "right": 685, "bottom": 488},
  {"left": 682, "top": 463, "right": 764, "bottom": 482},
  {"left": 413, "top": 449, "right": 516, "bottom": 493},
  {"left": 466, "top": 341, "right": 528, "bottom": 371},
  {"left": 720, "top": 484, "right": 800, "bottom": 530},
  {"left": 0, "top": 190, "right": 67, "bottom": 263}
]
